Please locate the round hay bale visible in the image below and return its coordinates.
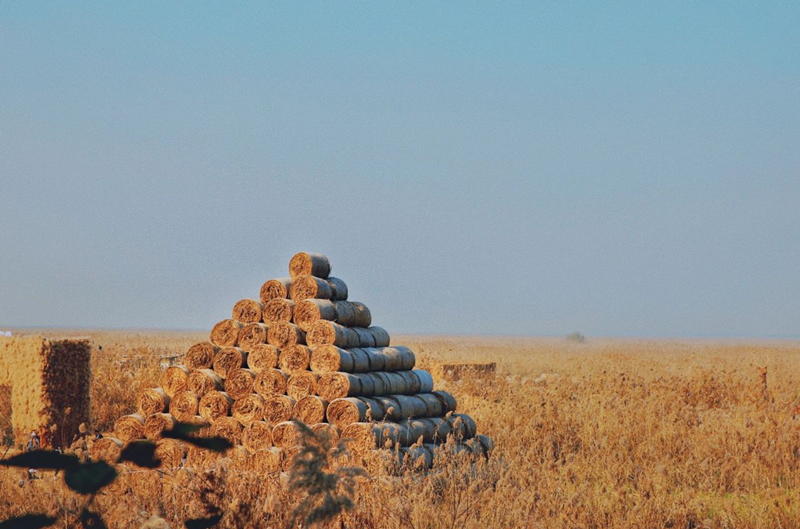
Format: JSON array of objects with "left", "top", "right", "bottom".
[
  {"left": 341, "top": 422, "right": 410, "bottom": 454},
  {"left": 169, "top": 391, "right": 200, "bottom": 422},
  {"left": 237, "top": 323, "right": 269, "bottom": 352},
  {"left": 294, "top": 299, "right": 337, "bottom": 331},
  {"left": 333, "top": 300, "right": 356, "bottom": 326},
  {"left": 368, "top": 327, "right": 390, "bottom": 347},
  {"left": 242, "top": 421, "right": 274, "bottom": 453},
  {"left": 210, "top": 417, "right": 244, "bottom": 444},
  {"left": 267, "top": 321, "right": 306, "bottom": 349},
  {"left": 317, "top": 373, "right": 363, "bottom": 401},
  {"left": 210, "top": 319, "right": 243, "bottom": 347},
  {"left": 263, "top": 395, "right": 296, "bottom": 425},
  {"left": 307, "top": 321, "right": 358, "bottom": 348},
  {"left": 252, "top": 447, "right": 284, "bottom": 474},
  {"left": 254, "top": 368, "right": 290, "bottom": 397},
  {"left": 263, "top": 298, "right": 295, "bottom": 323},
  {"left": 198, "top": 391, "right": 234, "bottom": 423},
  {"left": 186, "top": 445, "right": 222, "bottom": 469},
  {"left": 160, "top": 365, "right": 191, "bottom": 398},
  {"left": 232, "top": 299, "right": 264, "bottom": 324},
  {"left": 311, "top": 345, "right": 367, "bottom": 373},
  {"left": 231, "top": 393, "right": 266, "bottom": 426},
  {"left": 294, "top": 395, "right": 328, "bottom": 424},
  {"left": 187, "top": 369, "right": 224, "bottom": 398},
  {"left": 289, "top": 252, "right": 331, "bottom": 279},
  {"left": 282, "top": 445, "right": 303, "bottom": 471},
  {"left": 431, "top": 391, "right": 458, "bottom": 414},
  {"left": 260, "top": 277, "right": 293, "bottom": 303},
  {"left": 247, "top": 344, "right": 280, "bottom": 372},
  {"left": 373, "top": 346, "right": 415, "bottom": 371},
  {"left": 289, "top": 275, "right": 332, "bottom": 301},
  {"left": 349, "top": 301, "right": 372, "bottom": 327},
  {"left": 185, "top": 342, "right": 219, "bottom": 370},
  {"left": 310, "top": 422, "right": 340, "bottom": 442},
  {"left": 138, "top": 387, "right": 171, "bottom": 416},
  {"left": 287, "top": 371, "right": 319, "bottom": 400},
  {"left": 400, "top": 445, "right": 434, "bottom": 470},
  {"left": 224, "top": 368, "right": 257, "bottom": 400},
  {"left": 352, "top": 328, "right": 376, "bottom": 348},
  {"left": 448, "top": 414, "right": 478, "bottom": 439},
  {"left": 272, "top": 421, "right": 302, "bottom": 448},
  {"left": 114, "top": 414, "right": 145, "bottom": 443},
  {"left": 326, "top": 277, "right": 348, "bottom": 301},
  {"left": 155, "top": 438, "right": 186, "bottom": 470},
  {"left": 326, "top": 397, "right": 385, "bottom": 429},
  {"left": 377, "top": 395, "right": 427, "bottom": 421},
  {"left": 144, "top": 413, "right": 176, "bottom": 440},
  {"left": 213, "top": 347, "right": 247, "bottom": 379},
  {"left": 280, "top": 345, "right": 312, "bottom": 373},
  {"left": 361, "top": 348, "right": 386, "bottom": 371},
  {"left": 90, "top": 437, "right": 123, "bottom": 463}
]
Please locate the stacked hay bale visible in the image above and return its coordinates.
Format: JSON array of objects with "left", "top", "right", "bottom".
[
  {"left": 0, "top": 336, "right": 92, "bottom": 447},
  {"left": 118, "top": 252, "right": 492, "bottom": 474}
]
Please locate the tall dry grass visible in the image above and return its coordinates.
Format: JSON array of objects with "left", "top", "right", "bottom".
[{"left": 2, "top": 330, "right": 800, "bottom": 528}]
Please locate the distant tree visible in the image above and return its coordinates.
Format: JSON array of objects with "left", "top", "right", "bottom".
[{"left": 565, "top": 332, "right": 587, "bottom": 343}]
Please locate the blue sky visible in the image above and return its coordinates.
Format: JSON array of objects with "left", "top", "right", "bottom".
[{"left": 1, "top": 3, "right": 798, "bottom": 337}]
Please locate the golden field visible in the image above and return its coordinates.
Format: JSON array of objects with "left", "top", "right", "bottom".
[{"left": 2, "top": 330, "right": 800, "bottom": 528}]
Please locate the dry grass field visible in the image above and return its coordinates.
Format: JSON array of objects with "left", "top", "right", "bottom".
[{"left": 2, "top": 330, "right": 800, "bottom": 528}]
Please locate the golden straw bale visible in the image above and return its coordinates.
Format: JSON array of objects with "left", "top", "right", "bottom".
[
  {"left": 231, "top": 394, "right": 266, "bottom": 426},
  {"left": 160, "top": 365, "right": 191, "bottom": 398},
  {"left": 114, "top": 414, "right": 146, "bottom": 443},
  {"left": 232, "top": 299, "right": 264, "bottom": 324},
  {"left": 247, "top": 344, "right": 280, "bottom": 372},
  {"left": 289, "top": 275, "right": 337, "bottom": 301},
  {"left": 272, "top": 421, "right": 302, "bottom": 448},
  {"left": 310, "top": 346, "right": 370, "bottom": 373},
  {"left": 155, "top": 438, "right": 186, "bottom": 469},
  {"left": 260, "top": 277, "right": 293, "bottom": 303},
  {"left": 310, "top": 422, "right": 340, "bottom": 442},
  {"left": 254, "top": 369, "right": 290, "bottom": 397},
  {"left": 294, "top": 395, "right": 328, "bottom": 424},
  {"left": 186, "top": 445, "right": 222, "bottom": 470},
  {"left": 198, "top": 391, "right": 234, "bottom": 423},
  {"left": 138, "top": 388, "right": 171, "bottom": 416},
  {"left": 90, "top": 437, "right": 123, "bottom": 463},
  {"left": 263, "top": 395, "right": 296, "bottom": 425},
  {"left": 282, "top": 445, "right": 303, "bottom": 471},
  {"left": 263, "top": 298, "right": 295, "bottom": 323},
  {"left": 210, "top": 319, "right": 242, "bottom": 347},
  {"left": 280, "top": 345, "right": 312, "bottom": 373},
  {"left": 224, "top": 368, "right": 257, "bottom": 400},
  {"left": 289, "top": 252, "right": 331, "bottom": 279},
  {"left": 242, "top": 421, "right": 274, "bottom": 453},
  {"left": 267, "top": 322, "right": 306, "bottom": 349},
  {"left": 210, "top": 416, "right": 243, "bottom": 444},
  {"left": 294, "top": 299, "right": 338, "bottom": 331},
  {"left": 169, "top": 391, "right": 200, "bottom": 422},
  {"left": 341, "top": 422, "right": 411, "bottom": 455},
  {"left": 326, "top": 397, "right": 386, "bottom": 429},
  {"left": 144, "top": 413, "right": 176, "bottom": 440},
  {"left": 185, "top": 342, "right": 219, "bottom": 370},
  {"left": 307, "top": 321, "right": 359, "bottom": 348},
  {"left": 237, "top": 323, "right": 269, "bottom": 352},
  {"left": 287, "top": 372, "right": 319, "bottom": 400},
  {"left": 213, "top": 347, "right": 247, "bottom": 379},
  {"left": 187, "top": 369, "right": 223, "bottom": 397},
  {"left": 252, "top": 447, "right": 284, "bottom": 474}
]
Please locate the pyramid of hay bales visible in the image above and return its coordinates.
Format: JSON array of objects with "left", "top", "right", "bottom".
[{"left": 106, "top": 252, "right": 493, "bottom": 474}]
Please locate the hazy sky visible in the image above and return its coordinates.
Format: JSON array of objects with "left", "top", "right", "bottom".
[{"left": 1, "top": 3, "right": 798, "bottom": 338}]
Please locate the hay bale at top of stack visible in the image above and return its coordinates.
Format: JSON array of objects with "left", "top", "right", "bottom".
[{"left": 289, "top": 252, "right": 331, "bottom": 279}]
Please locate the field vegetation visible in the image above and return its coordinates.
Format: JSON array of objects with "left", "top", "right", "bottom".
[{"left": 2, "top": 330, "right": 800, "bottom": 528}]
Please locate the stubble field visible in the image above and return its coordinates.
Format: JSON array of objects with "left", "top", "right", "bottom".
[{"left": 2, "top": 330, "right": 799, "bottom": 528}]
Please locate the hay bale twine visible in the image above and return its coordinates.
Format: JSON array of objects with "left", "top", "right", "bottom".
[
  {"left": 247, "top": 344, "right": 280, "bottom": 372},
  {"left": 198, "top": 391, "right": 234, "bottom": 423},
  {"left": 210, "top": 319, "right": 242, "bottom": 347},
  {"left": 90, "top": 437, "right": 124, "bottom": 463},
  {"left": 242, "top": 421, "right": 274, "bottom": 453},
  {"left": 279, "top": 344, "right": 312, "bottom": 373},
  {"left": 210, "top": 416, "right": 244, "bottom": 444},
  {"left": 272, "top": 421, "right": 302, "bottom": 448},
  {"left": 187, "top": 369, "right": 223, "bottom": 398},
  {"left": 237, "top": 323, "right": 269, "bottom": 352},
  {"left": 232, "top": 299, "right": 264, "bottom": 324},
  {"left": 160, "top": 365, "right": 190, "bottom": 398},
  {"left": 267, "top": 321, "right": 306, "bottom": 349},
  {"left": 263, "top": 298, "right": 295, "bottom": 323},
  {"left": 260, "top": 277, "right": 293, "bottom": 303},
  {"left": 224, "top": 368, "right": 257, "bottom": 400},
  {"left": 138, "top": 388, "right": 171, "bottom": 416},
  {"left": 185, "top": 342, "right": 219, "bottom": 370},
  {"left": 144, "top": 413, "right": 176, "bottom": 440},
  {"left": 169, "top": 391, "right": 200, "bottom": 422},
  {"left": 254, "top": 368, "right": 290, "bottom": 397},
  {"left": 155, "top": 438, "right": 186, "bottom": 470},
  {"left": 294, "top": 299, "right": 337, "bottom": 331},
  {"left": 289, "top": 275, "right": 332, "bottom": 301},
  {"left": 289, "top": 252, "right": 331, "bottom": 279},
  {"left": 213, "top": 347, "right": 247, "bottom": 379},
  {"left": 307, "top": 321, "right": 359, "bottom": 348},
  {"left": 294, "top": 395, "right": 328, "bottom": 424},
  {"left": 287, "top": 371, "right": 319, "bottom": 400},
  {"left": 114, "top": 414, "right": 145, "bottom": 443},
  {"left": 231, "top": 393, "right": 266, "bottom": 426},
  {"left": 263, "top": 395, "right": 295, "bottom": 426},
  {"left": 252, "top": 447, "right": 284, "bottom": 474}
]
